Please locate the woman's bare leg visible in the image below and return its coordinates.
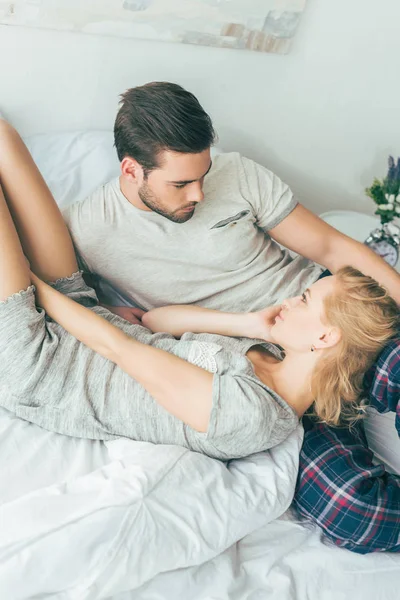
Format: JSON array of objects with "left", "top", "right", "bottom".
[
  {"left": 0, "top": 185, "right": 31, "bottom": 301},
  {"left": 0, "top": 120, "right": 78, "bottom": 282}
]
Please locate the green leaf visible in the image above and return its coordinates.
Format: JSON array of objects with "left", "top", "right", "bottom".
[{"left": 366, "top": 178, "right": 386, "bottom": 204}]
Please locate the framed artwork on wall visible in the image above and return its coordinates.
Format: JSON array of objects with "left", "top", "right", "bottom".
[{"left": 0, "top": 1, "right": 307, "bottom": 54}]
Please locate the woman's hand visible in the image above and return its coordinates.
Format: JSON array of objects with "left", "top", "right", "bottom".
[
  {"left": 245, "top": 305, "right": 282, "bottom": 341},
  {"left": 100, "top": 304, "right": 146, "bottom": 325},
  {"left": 30, "top": 270, "right": 48, "bottom": 305},
  {"left": 30, "top": 274, "right": 146, "bottom": 326},
  {"left": 143, "top": 304, "right": 283, "bottom": 341}
]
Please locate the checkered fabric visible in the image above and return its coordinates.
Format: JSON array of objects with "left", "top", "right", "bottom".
[{"left": 293, "top": 339, "right": 400, "bottom": 553}]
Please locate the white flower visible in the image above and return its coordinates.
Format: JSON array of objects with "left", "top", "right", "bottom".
[
  {"left": 385, "top": 194, "right": 390, "bottom": 200},
  {"left": 395, "top": 206, "right": 400, "bottom": 214},
  {"left": 388, "top": 203, "right": 394, "bottom": 209},
  {"left": 390, "top": 194, "right": 396, "bottom": 202},
  {"left": 396, "top": 194, "right": 400, "bottom": 202},
  {"left": 378, "top": 204, "right": 389, "bottom": 210}
]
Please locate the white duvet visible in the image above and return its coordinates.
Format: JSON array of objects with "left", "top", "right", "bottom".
[
  {"left": 1, "top": 405, "right": 399, "bottom": 600},
  {"left": 0, "top": 407, "right": 302, "bottom": 599}
]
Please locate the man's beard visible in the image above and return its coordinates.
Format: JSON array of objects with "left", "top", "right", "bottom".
[{"left": 138, "top": 181, "right": 196, "bottom": 224}]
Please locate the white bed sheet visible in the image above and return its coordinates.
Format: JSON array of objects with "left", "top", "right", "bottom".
[{"left": 115, "top": 517, "right": 400, "bottom": 600}]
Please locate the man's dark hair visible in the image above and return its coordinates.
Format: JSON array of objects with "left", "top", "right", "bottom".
[{"left": 114, "top": 82, "right": 216, "bottom": 172}]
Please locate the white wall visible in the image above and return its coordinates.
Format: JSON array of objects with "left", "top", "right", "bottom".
[{"left": 0, "top": 0, "right": 399, "bottom": 216}]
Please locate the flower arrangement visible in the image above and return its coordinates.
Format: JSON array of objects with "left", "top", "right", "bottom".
[{"left": 365, "top": 156, "right": 400, "bottom": 225}]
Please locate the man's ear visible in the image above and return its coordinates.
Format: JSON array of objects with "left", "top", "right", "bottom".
[
  {"left": 121, "top": 156, "right": 145, "bottom": 185},
  {"left": 315, "top": 328, "right": 341, "bottom": 350}
]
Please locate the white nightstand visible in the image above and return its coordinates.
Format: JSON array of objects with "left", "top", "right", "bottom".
[{"left": 320, "top": 209, "right": 400, "bottom": 272}]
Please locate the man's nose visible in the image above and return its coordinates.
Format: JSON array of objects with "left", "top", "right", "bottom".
[{"left": 187, "top": 182, "right": 204, "bottom": 204}]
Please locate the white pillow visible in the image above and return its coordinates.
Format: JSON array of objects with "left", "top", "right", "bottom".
[
  {"left": 24, "top": 130, "right": 223, "bottom": 210},
  {"left": 364, "top": 409, "right": 400, "bottom": 475},
  {"left": 24, "top": 130, "right": 120, "bottom": 209}
]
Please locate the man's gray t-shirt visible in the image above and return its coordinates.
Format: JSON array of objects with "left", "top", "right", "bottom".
[{"left": 63, "top": 153, "right": 322, "bottom": 311}]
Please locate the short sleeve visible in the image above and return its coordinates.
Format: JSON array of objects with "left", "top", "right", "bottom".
[
  {"left": 205, "top": 372, "right": 298, "bottom": 459},
  {"left": 239, "top": 156, "right": 298, "bottom": 231},
  {"left": 49, "top": 271, "right": 98, "bottom": 308}
]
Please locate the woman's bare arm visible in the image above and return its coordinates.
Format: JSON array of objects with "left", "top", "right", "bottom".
[
  {"left": 31, "top": 273, "right": 213, "bottom": 432},
  {"left": 143, "top": 305, "right": 280, "bottom": 341},
  {"left": 143, "top": 305, "right": 253, "bottom": 337}
]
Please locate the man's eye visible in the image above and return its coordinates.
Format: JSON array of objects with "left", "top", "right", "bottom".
[{"left": 174, "top": 183, "right": 186, "bottom": 189}]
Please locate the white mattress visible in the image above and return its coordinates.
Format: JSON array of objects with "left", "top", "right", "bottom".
[{"left": 0, "top": 130, "right": 399, "bottom": 599}]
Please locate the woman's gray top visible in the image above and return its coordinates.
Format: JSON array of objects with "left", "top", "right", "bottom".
[{"left": 0, "top": 272, "right": 298, "bottom": 460}]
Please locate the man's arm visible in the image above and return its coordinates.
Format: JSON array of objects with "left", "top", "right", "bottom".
[{"left": 270, "top": 204, "right": 400, "bottom": 303}]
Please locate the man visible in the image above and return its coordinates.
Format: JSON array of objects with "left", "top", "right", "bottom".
[
  {"left": 63, "top": 81, "right": 400, "bottom": 553},
  {"left": 64, "top": 82, "right": 400, "bottom": 317}
]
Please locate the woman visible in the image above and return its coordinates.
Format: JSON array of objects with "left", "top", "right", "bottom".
[{"left": 0, "top": 120, "right": 397, "bottom": 460}]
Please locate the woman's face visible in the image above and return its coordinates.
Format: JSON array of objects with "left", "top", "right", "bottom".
[{"left": 270, "top": 275, "right": 338, "bottom": 353}]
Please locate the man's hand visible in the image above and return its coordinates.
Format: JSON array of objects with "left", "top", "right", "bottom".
[{"left": 100, "top": 304, "right": 146, "bottom": 325}]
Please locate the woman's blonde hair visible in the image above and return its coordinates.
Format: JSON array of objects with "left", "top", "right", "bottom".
[{"left": 311, "top": 266, "right": 399, "bottom": 426}]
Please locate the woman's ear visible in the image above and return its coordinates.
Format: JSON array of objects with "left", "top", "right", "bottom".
[
  {"left": 315, "top": 328, "right": 341, "bottom": 350},
  {"left": 121, "top": 156, "right": 145, "bottom": 186}
]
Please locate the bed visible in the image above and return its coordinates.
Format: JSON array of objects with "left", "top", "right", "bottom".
[{"left": 0, "top": 130, "right": 399, "bottom": 599}]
